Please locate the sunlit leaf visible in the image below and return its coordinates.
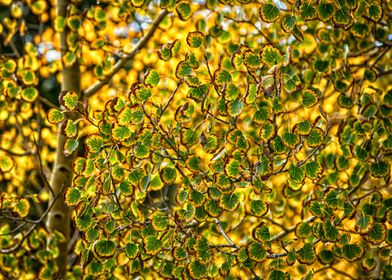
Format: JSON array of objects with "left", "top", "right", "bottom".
[
  {"left": 247, "top": 241, "right": 267, "bottom": 262},
  {"left": 296, "top": 243, "right": 316, "bottom": 264},
  {"left": 47, "top": 108, "right": 65, "bottom": 124},
  {"left": 94, "top": 240, "right": 116, "bottom": 259},
  {"left": 259, "top": 3, "right": 279, "bottom": 23},
  {"left": 341, "top": 243, "right": 364, "bottom": 262}
]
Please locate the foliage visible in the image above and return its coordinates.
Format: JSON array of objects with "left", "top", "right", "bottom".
[{"left": 0, "top": 0, "right": 391, "bottom": 279}]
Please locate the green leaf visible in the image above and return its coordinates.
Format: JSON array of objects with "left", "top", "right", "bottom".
[
  {"left": 368, "top": 2, "right": 383, "bottom": 22},
  {"left": 307, "top": 127, "right": 324, "bottom": 147},
  {"left": 289, "top": 164, "right": 305, "bottom": 183},
  {"left": 338, "top": 94, "right": 354, "bottom": 108},
  {"left": 176, "top": 1, "right": 192, "bottom": 21},
  {"left": 253, "top": 106, "right": 270, "bottom": 124},
  {"left": 86, "top": 134, "right": 104, "bottom": 153},
  {"left": 189, "top": 84, "right": 209, "bottom": 102},
  {"left": 370, "top": 161, "right": 390, "bottom": 178},
  {"left": 261, "top": 44, "right": 282, "bottom": 67},
  {"left": 228, "top": 99, "right": 243, "bottom": 117},
  {"left": 225, "top": 158, "right": 241, "bottom": 178},
  {"left": 333, "top": 8, "right": 350, "bottom": 25},
  {"left": 341, "top": 243, "right": 364, "bottom": 262},
  {"left": 247, "top": 241, "right": 267, "bottom": 262},
  {"left": 355, "top": 215, "right": 373, "bottom": 234},
  {"left": 269, "top": 270, "right": 287, "bottom": 280},
  {"left": 173, "top": 246, "right": 187, "bottom": 261},
  {"left": 318, "top": 249, "right": 334, "bottom": 265},
  {"left": 112, "top": 125, "right": 131, "bottom": 141},
  {"left": 63, "top": 52, "right": 77, "bottom": 67},
  {"left": 176, "top": 61, "right": 192, "bottom": 79},
  {"left": 260, "top": 120, "right": 276, "bottom": 140},
  {"left": 305, "top": 161, "right": 323, "bottom": 179},
  {"left": 281, "top": 15, "right": 296, "bottom": 33},
  {"left": 323, "top": 219, "right": 340, "bottom": 242},
  {"left": 47, "top": 108, "right": 65, "bottom": 124},
  {"left": 214, "top": 69, "right": 232, "bottom": 85},
  {"left": 195, "top": 236, "right": 210, "bottom": 263},
  {"left": 295, "top": 222, "right": 312, "bottom": 238},
  {"left": 119, "top": 180, "right": 133, "bottom": 196},
  {"left": 144, "top": 69, "right": 160, "bottom": 87},
  {"left": 59, "top": 90, "right": 78, "bottom": 110},
  {"left": 63, "top": 139, "right": 78, "bottom": 156},
  {"left": 282, "top": 132, "right": 300, "bottom": 149},
  {"left": 151, "top": 212, "right": 169, "bottom": 231},
  {"left": 190, "top": 190, "right": 205, "bottom": 206},
  {"left": 362, "top": 258, "right": 377, "bottom": 271},
  {"left": 144, "top": 235, "right": 163, "bottom": 255},
  {"left": 14, "top": 198, "right": 30, "bottom": 218},
  {"left": 94, "top": 240, "right": 116, "bottom": 258},
  {"left": 181, "top": 129, "right": 199, "bottom": 147},
  {"left": 300, "top": 2, "right": 317, "bottom": 20},
  {"left": 249, "top": 199, "right": 268, "bottom": 217},
  {"left": 302, "top": 89, "right": 318, "bottom": 108},
  {"left": 187, "top": 260, "right": 207, "bottom": 279},
  {"left": 294, "top": 120, "right": 312, "bottom": 136},
  {"left": 243, "top": 51, "right": 261, "bottom": 68},
  {"left": 187, "top": 31, "right": 203, "bottom": 48},
  {"left": 65, "top": 187, "right": 82, "bottom": 206},
  {"left": 160, "top": 167, "right": 177, "bottom": 184},
  {"left": 253, "top": 222, "right": 270, "bottom": 242},
  {"left": 317, "top": 3, "right": 334, "bottom": 21},
  {"left": 204, "top": 200, "right": 222, "bottom": 217},
  {"left": 296, "top": 243, "right": 316, "bottom": 264},
  {"left": 220, "top": 193, "right": 239, "bottom": 211},
  {"left": 63, "top": 120, "right": 77, "bottom": 138},
  {"left": 366, "top": 223, "right": 386, "bottom": 244},
  {"left": 125, "top": 243, "right": 139, "bottom": 259},
  {"left": 0, "top": 156, "right": 14, "bottom": 172},
  {"left": 21, "top": 87, "right": 39, "bottom": 102},
  {"left": 259, "top": 3, "right": 279, "bottom": 23}
]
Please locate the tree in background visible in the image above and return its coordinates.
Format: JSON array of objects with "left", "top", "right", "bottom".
[{"left": 0, "top": 0, "right": 391, "bottom": 279}]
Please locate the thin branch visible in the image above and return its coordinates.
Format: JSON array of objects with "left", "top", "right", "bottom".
[
  {"left": 214, "top": 218, "right": 239, "bottom": 249},
  {"left": 83, "top": 10, "right": 169, "bottom": 98}
]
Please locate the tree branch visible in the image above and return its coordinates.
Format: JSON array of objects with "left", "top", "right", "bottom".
[{"left": 83, "top": 10, "right": 169, "bottom": 98}]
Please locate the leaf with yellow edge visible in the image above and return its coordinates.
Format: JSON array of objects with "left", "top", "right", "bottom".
[
  {"left": 14, "top": 198, "right": 30, "bottom": 217},
  {"left": 176, "top": 1, "right": 192, "bottom": 21},
  {"left": 144, "top": 69, "right": 160, "bottom": 87},
  {"left": 0, "top": 155, "right": 14, "bottom": 172},
  {"left": 259, "top": 3, "right": 279, "bottom": 23},
  {"left": 187, "top": 31, "right": 203, "bottom": 48},
  {"left": 94, "top": 240, "right": 116, "bottom": 259},
  {"left": 65, "top": 187, "right": 82, "bottom": 206},
  {"left": 47, "top": 108, "right": 65, "bottom": 124}
]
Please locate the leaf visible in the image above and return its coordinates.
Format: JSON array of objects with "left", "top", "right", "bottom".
[
  {"left": 333, "top": 8, "right": 350, "bottom": 25},
  {"left": 176, "top": 61, "right": 192, "bottom": 79},
  {"left": 253, "top": 222, "right": 270, "bottom": 242},
  {"left": 228, "top": 99, "right": 243, "bottom": 117},
  {"left": 214, "top": 69, "right": 232, "bottom": 86},
  {"left": 119, "top": 180, "right": 133, "bottom": 196},
  {"left": 0, "top": 156, "right": 14, "bottom": 172},
  {"left": 189, "top": 84, "right": 209, "bottom": 102},
  {"left": 294, "top": 120, "right": 312, "bottom": 136},
  {"left": 144, "top": 69, "right": 160, "bottom": 87},
  {"left": 220, "top": 193, "right": 239, "bottom": 211},
  {"left": 243, "top": 50, "right": 261, "bottom": 68},
  {"left": 59, "top": 90, "right": 78, "bottom": 110},
  {"left": 296, "top": 243, "right": 316, "bottom": 264},
  {"left": 112, "top": 125, "right": 131, "bottom": 141},
  {"left": 281, "top": 15, "right": 296, "bottom": 33},
  {"left": 260, "top": 120, "right": 276, "bottom": 140},
  {"left": 282, "top": 132, "right": 300, "bottom": 149},
  {"left": 63, "top": 120, "right": 77, "bottom": 138},
  {"left": 190, "top": 190, "right": 205, "bottom": 207},
  {"left": 300, "top": 2, "right": 317, "bottom": 20},
  {"left": 365, "top": 223, "right": 386, "bottom": 244},
  {"left": 318, "top": 249, "right": 334, "bottom": 265},
  {"left": 305, "top": 161, "right": 323, "bottom": 179},
  {"left": 261, "top": 44, "right": 282, "bottom": 67},
  {"left": 63, "top": 52, "right": 76, "bottom": 67},
  {"left": 295, "top": 222, "right": 312, "bottom": 238},
  {"left": 289, "top": 164, "right": 305, "bottom": 183},
  {"left": 160, "top": 167, "right": 177, "bottom": 184},
  {"left": 187, "top": 260, "right": 207, "bottom": 279},
  {"left": 64, "top": 139, "right": 79, "bottom": 156},
  {"left": 151, "top": 212, "right": 169, "bottom": 231},
  {"left": 269, "top": 270, "right": 287, "bottom": 280},
  {"left": 341, "top": 243, "right": 364, "bottom": 262},
  {"left": 21, "top": 87, "right": 39, "bottom": 102},
  {"left": 187, "top": 31, "right": 203, "bottom": 48},
  {"left": 362, "top": 258, "right": 377, "bottom": 271},
  {"left": 86, "top": 134, "right": 104, "bottom": 153},
  {"left": 307, "top": 127, "right": 324, "bottom": 147},
  {"left": 125, "top": 243, "right": 139, "bottom": 259},
  {"left": 14, "top": 198, "right": 30, "bottom": 218},
  {"left": 173, "top": 246, "right": 187, "bottom": 261},
  {"left": 317, "top": 3, "right": 334, "bottom": 21},
  {"left": 65, "top": 187, "right": 82, "bottom": 206},
  {"left": 370, "top": 161, "right": 390, "bottom": 178},
  {"left": 94, "top": 240, "right": 116, "bottom": 259},
  {"left": 47, "top": 108, "right": 65, "bottom": 124},
  {"left": 249, "top": 199, "right": 268, "bottom": 217},
  {"left": 355, "top": 215, "right": 373, "bottom": 234},
  {"left": 181, "top": 129, "right": 199, "bottom": 147},
  {"left": 323, "top": 219, "right": 340, "bottom": 242},
  {"left": 302, "top": 89, "right": 318, "bottom": 108},
  {"left": 144, "top": 235, "right": 163, "bottom": 255},
  {"left": 195, "top": 236, "right": 210, "bottom": 264},
  {"left": 176, "top": 1, "right": 192, "bottom": 21},
  {"left": 225, "top": 158, "right": 241, "bottom": 178},
  {"left": 247, "top": 241, "right": 267, "bottom": 262},
  {"left": 259, "top": 3, "right": 279, "bottom": 23},
  {"left": 368, "top": 2, "right": 383, "bottom": 22},
  {"left": 204, "top": 200, "right": 222, "bottom": 217}
]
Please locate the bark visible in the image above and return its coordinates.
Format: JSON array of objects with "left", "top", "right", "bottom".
[{"left": 46, "top": 0, "right": 80, "bottom": 277}]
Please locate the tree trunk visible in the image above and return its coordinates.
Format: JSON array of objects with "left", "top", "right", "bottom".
[{"left": 46, "top": 0, "right": 80, "bottom": 277}]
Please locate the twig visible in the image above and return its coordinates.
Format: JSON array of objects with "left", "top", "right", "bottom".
[{"left": 214, "top": 218, "right": 239, "bottom": 249}]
